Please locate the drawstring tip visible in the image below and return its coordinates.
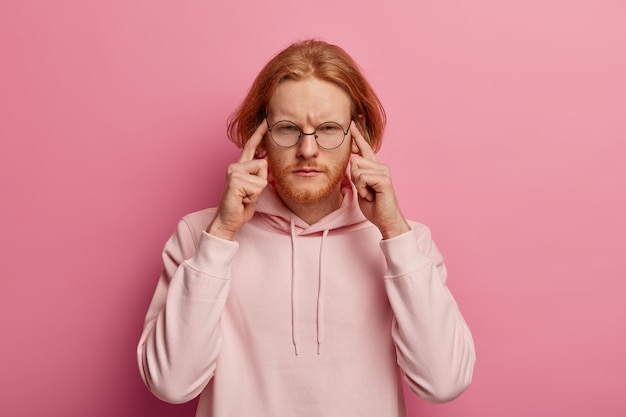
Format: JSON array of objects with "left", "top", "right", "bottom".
[
  {"left": 317, "top": 343, "right": 321, "bottom": 355},
  {"left": 294, "top": 344, "right": 299, "bottom": 356}
]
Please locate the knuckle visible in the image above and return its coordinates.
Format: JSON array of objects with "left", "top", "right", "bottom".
[{"left": 226, "top": 163, "right": 240, "bottom": 176}]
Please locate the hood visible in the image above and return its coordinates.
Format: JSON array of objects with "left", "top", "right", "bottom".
[{"left": 252, "top": 175, "right": 370, "bottom": 355}]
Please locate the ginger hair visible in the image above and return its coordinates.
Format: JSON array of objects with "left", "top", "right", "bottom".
[{"left": 227, "top": 39, "right": 386, "bottom": 153}]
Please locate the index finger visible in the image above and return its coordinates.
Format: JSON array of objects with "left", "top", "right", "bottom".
[
  {"left": 350, "top": 122, "right": 378, "bottom": 161},
  {"left": 238, "top": 121, "right": 268, "bottom": 163}
]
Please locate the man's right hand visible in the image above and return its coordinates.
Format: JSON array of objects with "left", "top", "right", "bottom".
[{"left": 206, "top": 122, "right": 269, "bottom": 241}]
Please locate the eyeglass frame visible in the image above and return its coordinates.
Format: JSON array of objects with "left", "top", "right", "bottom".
[{"left": 264, "top": 116, "right": 352, "bottom": 150}]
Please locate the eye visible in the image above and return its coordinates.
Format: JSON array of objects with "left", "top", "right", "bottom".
[
  {"left": 318, "top": 123, "right": 343, "bottom": 134},
  {"left": 274, "top": 122, "right": 300, "bottom": 133}
]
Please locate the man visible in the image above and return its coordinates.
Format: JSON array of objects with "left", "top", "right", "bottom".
[{"left": 138, "top": 39, "right": 475, "bottom": 417}]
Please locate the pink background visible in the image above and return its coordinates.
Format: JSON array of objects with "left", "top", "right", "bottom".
[{"left": 1, "top": 1, "right": 625, "bottom": 416}]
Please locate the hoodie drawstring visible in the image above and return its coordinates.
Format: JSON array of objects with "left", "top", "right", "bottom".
[
  {"left": 290, "top": 219, "right": 299, "bottom": 355},
  {"left": 289, "top": 219, "right": 330, "bottom": 356},
  {"left": 317, "top": 229, "right": 329, "bottom": 355}
]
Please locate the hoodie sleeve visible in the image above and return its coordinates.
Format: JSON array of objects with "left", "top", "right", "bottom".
[
  {"left": 137, "top": 217, "right": 238, "bottom": 404},
  {"left": 380, "top": 224, "right": 476, "bottom": 403}
]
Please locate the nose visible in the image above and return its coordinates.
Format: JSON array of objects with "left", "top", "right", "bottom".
[{"left": 296, "top": 132, "right": 319, "bottom": 159}]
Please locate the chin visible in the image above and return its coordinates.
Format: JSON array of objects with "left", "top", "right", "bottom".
[{"left": 280, "top": 185, "right": 333, "bottom": 204}]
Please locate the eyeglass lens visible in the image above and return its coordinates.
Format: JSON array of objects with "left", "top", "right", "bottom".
[{"left": 269, "top": 121, "right": 346, "bottom": 149}]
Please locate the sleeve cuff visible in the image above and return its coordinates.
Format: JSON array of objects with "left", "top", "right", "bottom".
[
  {"left": 379, "top": 228, "right": 433, "bottom": 278},
  {"left": 184, "top": 231, "right": 239, "bottom": 279}
]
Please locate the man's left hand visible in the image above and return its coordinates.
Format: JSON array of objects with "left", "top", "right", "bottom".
[{"left": 350, "top": 122, "right": 411, "bottom": 240}]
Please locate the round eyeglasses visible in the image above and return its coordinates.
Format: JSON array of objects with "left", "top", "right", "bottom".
[{"left": 265, "top": 119, "right": 350, "bottom": 150}]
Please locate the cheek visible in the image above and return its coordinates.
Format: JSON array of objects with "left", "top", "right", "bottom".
[
  {"left": 265, "top": 148, "right": 288, "bottom": 175},
  {"left": 332, "top": 146, "right": 352, "bottom": 172},
  {"left": 340, "top": 139, "right": 354, "bottom": 160},
  {"left": 265, "top": 150, "right": 277, "bottom": 171}
]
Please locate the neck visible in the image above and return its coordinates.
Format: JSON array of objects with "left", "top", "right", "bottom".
[{"left": 277, "top": 187, "right": 344, "bottom": 225}]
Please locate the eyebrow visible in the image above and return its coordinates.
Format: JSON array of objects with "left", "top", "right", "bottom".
[{"left": 266, "top": 112, "right": 347, "bottom": 126}]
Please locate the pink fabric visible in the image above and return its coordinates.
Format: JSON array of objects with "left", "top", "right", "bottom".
[{"left": 138, "top": 180, "right": 475, "bottom": 416}]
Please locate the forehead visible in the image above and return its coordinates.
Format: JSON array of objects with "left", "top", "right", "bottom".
[{"left": 267, "top": 78, "right": 352, "bottom": 121}]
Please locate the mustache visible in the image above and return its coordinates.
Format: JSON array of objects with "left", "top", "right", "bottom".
[{"left": 289, "top": 162, "right": 325, "bottom": 171}]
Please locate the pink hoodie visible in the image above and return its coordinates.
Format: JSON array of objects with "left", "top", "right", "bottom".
[{"left": 137, "top": 177, "right": 475, "bottom": 416}]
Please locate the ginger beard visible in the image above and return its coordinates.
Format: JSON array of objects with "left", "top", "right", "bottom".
[{"left": 267, "top": 150, "right": 351, "bottom": 204}]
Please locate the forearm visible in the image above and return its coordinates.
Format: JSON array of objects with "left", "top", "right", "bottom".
[
  {"left": 382, "top": 227, "right": 476, "bottom": 403},
  {"left": 386, "top": 270, "right": 475, "bottom": 402},
  {"left": 138, "top": 231, "right": 237, "bottom": 403}
]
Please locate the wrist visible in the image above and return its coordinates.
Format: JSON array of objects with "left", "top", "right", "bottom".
[
  {"left": 206, "top": 219, "right": 238, "bottom": 241},
  {"left": 380, "top": 220, "right": 411, "bottom": 240}
]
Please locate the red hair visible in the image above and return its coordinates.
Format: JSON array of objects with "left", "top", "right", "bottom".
[{"left": 227, "top": 39, "right": 386, "bottom": 153}]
